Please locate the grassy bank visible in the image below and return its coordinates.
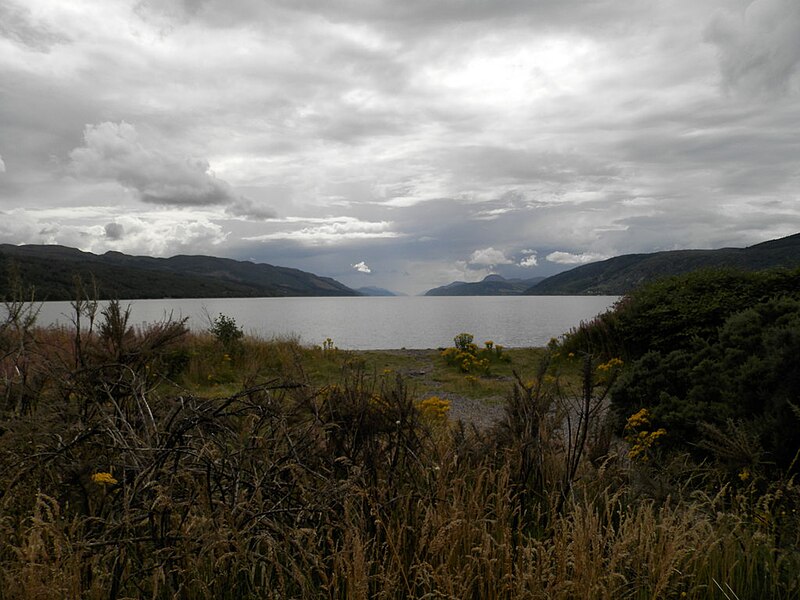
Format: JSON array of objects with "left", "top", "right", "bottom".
[{"left": 1, "top": 299, "right": 798, "bottom": 599}]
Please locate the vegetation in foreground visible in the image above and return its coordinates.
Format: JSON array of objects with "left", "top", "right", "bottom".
[{"left": 1, "top": 271, "right": 799, "bottom": 599}]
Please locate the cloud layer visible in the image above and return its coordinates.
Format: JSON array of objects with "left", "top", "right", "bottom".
[
  {"left": 68, "top": 122, "right": 275, "bottom": 219},
  {"left": 69, "top": 122, "right": 233, "bottom": 206},
  {"left": 1, "top": 0, "right": 799, "bottom": 293}
]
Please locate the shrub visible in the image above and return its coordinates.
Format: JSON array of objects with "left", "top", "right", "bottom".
[
  {"left": 441, "top": 333, "right": 508, "bottom": 376},
  {"left": 453, "top": 332, "right": 475, "bottom": 352},
  {"left": 561, "top": 267, "right": 800, "bottom": 361},
  {"left": 610, "top": 296, "right": 800, "bottom": 471},
  {"left": 417, "top": 395, "right": 451, "bottom": 422},
  {"left": 209, "top": 313, "right": 243, "bottom": 350}
]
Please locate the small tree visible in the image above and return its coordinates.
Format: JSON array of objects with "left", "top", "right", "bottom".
[{"left": 209, "top": 313, "right": 243, "bottom": 350}]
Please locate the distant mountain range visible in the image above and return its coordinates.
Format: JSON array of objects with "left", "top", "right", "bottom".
[
  {"left": 356, "top": 286, "right": 402, "bottom": 297},
  {"left": 5, "top": 233, "right": 799, "bottom": 301},
  {"left": 421, "top": 233, "right": 800, "bottom": 297},
  {"left": 525, "top": 232, "right": 800, "bottom": 295},
  {"left": 0, "top": 244, "right": 359, "bottom": 300},
  {"left": 424, "top": 274, "right": 546, "bottom": 296}
]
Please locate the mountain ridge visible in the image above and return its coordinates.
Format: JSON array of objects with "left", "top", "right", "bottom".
[
  {"left": 526, "top": 233, "right": 800, "bottom": 295},
  {"left": 0, "top": 244, "right": 359, "bottom": 300},
  {"left": 357, "top": 286, "right": 401, "bottom": 297},
  {"left": 424, "top": 274, "right": 546, "bottom": 296}
]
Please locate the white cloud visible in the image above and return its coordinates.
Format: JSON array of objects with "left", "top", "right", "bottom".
[
  {"left": 518, "top": 254, "right": 538, "bottom": 268},
  {"left": 352, "top": 261, "right": 371, "bottom": 273},
  {"left": 243, "top": 218, "right": 401, "bottom": 244},
  {"left": 0, "top": 155, "right": 5, "bottom": 173},
  {"left": 469, "top": 247, "right": 512, "bottom": 266},
  {"left": 546, "top": 251, "right": 608, "bottom": 265},
  {"left": 0, "top": 207, "right": 227, "bottom": 257},
  {"left": 97, "top": 215, "right": 228, "bottom": 256}
]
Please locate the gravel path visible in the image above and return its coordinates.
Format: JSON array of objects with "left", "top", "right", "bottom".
[
  {"left": 356, "top": 349, "right": 613, "bottom": 437},
  {"left": 439, "top": 393, "right": 506, "bottom": 430},
  {"left": 363, "top": 349, "right": 508, "bottom": 430}
]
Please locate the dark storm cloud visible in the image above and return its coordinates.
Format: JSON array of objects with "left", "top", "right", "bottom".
[{"left": 104, "top": 222, "right": 125, "bottom": 240}]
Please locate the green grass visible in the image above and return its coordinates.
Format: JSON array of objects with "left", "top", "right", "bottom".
[{"left": 177, "top": 337, "right": 558, "bottom": 405}]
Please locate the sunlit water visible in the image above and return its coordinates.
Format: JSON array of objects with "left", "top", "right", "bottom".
[{"left": 30, "top": 296, "right": 618, "bottom": 350}]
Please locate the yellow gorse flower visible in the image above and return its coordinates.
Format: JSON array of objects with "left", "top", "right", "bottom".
[
  {"left": 418, "top": 396, "right": 451, "bottom": 421},
  {"left": 624, "top": 408, "right": 666, "bottom": 462},
  {"left": 92, "top": 472, "right": 118, "bottom": 486},
  {"left": 597, "top": 357, "right": 624, "bottom": 372},
  {"left": 626, "top": 408, "right": 650, "bottom": 429}
]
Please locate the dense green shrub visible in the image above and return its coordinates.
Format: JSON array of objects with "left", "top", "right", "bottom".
[
  {"left": 563, "top": 267, "right": 800, "bottom": 361},
  {"left": 560, "top": 268, "right": 800, "bottom": 472},
  {"left": 610, "top": 295, "right": 800, "bottom": 470}
]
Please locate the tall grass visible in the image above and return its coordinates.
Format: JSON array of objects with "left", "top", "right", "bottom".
[{"left": 0, "top": 303, "right": 798, "bottom": 598}]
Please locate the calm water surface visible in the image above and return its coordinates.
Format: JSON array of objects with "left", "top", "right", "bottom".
[{"left": 33, "top": 296, "right": 618, "bottom": 350}]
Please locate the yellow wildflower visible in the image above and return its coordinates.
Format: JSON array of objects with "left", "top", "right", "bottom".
[
  {"left": 418, "top": 396, "right": 451, "bottom": 421},
  {"left": 92, "top": 472, "right": 118, "bottom": 486},
  {"left": 625, "top": 409, "right": 666, "bottom": 462},
  {"left": 597, "top": 357, "right": 624, "bottom": 372},
  {"left": 626, "top": 408, "right": 650, "bottom": 429}
]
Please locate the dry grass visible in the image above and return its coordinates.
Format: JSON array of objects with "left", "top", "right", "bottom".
[{"left": 1, "top": 309, "right": 799, "bottom": 599}]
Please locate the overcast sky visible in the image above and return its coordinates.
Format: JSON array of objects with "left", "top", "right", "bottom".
[{"left": 1, "top": 0, "right": 799, "bottom": 294}]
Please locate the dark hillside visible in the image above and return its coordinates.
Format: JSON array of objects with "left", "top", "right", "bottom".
[
  {"left": 527, "top": 232, "right": 800, "bottom": 295},
  {"left": 0, "top": 244, "right": 358, "bottom": 300},
  {"left": 425, "top": 274, "right": 545, "bottom": 296}
]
